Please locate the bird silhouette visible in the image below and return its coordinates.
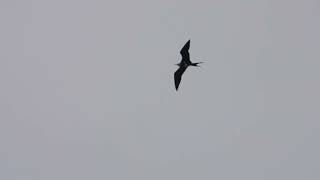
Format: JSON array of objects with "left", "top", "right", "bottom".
[{"left": 174, "top": 40, "right": 203, "bottom": 90}]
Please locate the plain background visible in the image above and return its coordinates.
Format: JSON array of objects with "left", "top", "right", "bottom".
[{"left": 1, "top": 0, "right": 320, "bottom": 179}]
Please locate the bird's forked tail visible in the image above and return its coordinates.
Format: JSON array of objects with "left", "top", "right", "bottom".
[{"left": 192, "top": 62, "right": 204, "bottom": 66}]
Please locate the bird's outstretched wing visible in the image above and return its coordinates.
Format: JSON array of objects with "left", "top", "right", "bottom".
[
  {"left": 180, "top": 40, "right": 190, "bottom": 62},
  {"left": 174, "top": 66, "right": 187, "bottom": 90}
]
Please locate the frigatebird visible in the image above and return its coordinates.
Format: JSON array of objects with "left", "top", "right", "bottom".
[{"left": 174, "top": 40, "right": 203, "bottom": 90}]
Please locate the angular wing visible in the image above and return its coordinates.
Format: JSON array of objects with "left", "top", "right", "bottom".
[
  {"left": 180, "top": 40, "right": 190, "bottom": 62},
  {"left": 174, "top": 66, "right": 187, "bottom": 90}
]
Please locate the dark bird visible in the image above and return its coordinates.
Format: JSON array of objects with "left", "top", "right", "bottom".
[{"left": 174, "top": 40, "right": 203, "bottom": 90}]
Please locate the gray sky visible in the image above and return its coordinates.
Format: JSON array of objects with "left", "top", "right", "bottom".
[{"left": 1, "top": 0, "right": 320, "bottom": 179}]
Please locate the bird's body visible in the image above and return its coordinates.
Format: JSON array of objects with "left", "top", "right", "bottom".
[{"left": 174, "top": 40, "right": 203, "bottom": 90}]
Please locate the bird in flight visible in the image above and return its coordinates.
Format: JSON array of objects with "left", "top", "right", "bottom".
[{"left": 174, "top": 40, "right": 203, "bottom": 90}]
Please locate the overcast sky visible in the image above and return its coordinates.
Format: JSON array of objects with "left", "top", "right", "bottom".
[{"left": 1, "top": 0, "right": 320, "bottom": 180}]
